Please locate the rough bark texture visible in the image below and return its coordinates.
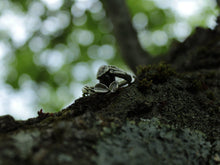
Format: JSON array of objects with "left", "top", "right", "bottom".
[
  {"left": 168, "top": 26, "right": 220, "bottom": 72},
  {"left": 1, "top": 2, "right": 220, "bottom": 165}
]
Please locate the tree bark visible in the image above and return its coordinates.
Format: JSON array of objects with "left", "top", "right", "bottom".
[{"left": 0, "top": 1, "right": 220, "bottom": 165}]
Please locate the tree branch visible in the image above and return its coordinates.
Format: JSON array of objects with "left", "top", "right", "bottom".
[{"left": 100, "top": 0, "right": 153, "bottom": 73}]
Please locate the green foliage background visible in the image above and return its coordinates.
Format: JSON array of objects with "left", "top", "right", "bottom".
[{"left": 0, "top": 0, "right": 218, "bottom": 113}]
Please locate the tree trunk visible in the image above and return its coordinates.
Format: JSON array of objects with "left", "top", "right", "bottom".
[{"left": 0, "top": 4, "right": 220, "bottom": 165}]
